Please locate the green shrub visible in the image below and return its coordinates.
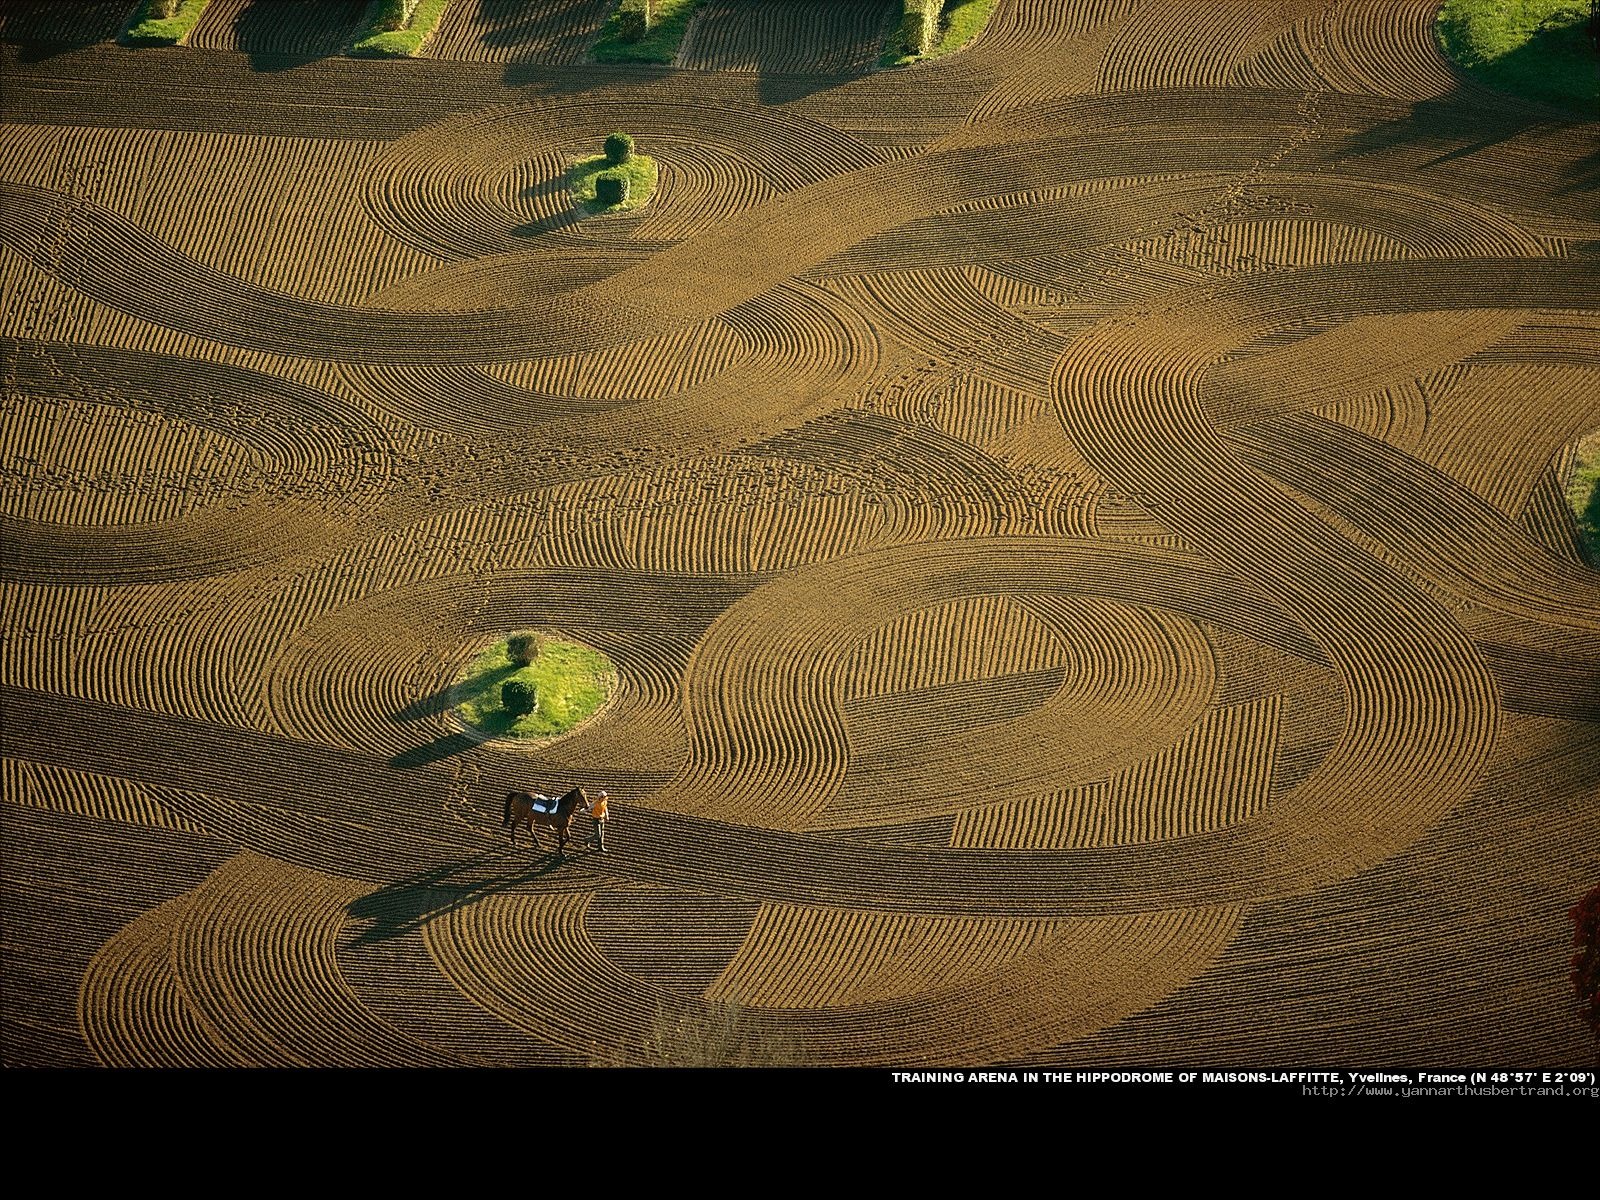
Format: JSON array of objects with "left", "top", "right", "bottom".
[
  {"left": 604, "top": 131, "right": 636, "bottom": 165},
  {"left": 374, "top": 0, "right": 415, "bottom": 32},
  {"left": 616, "top": 0, "right": 654, "bottom": 43},
  {"left": 592, "top": 0, "right": 703, "bottom": 63},
  {"left": 595, "top": 170, "right": 631, "bottom": 207},
  {"left": 569, "top": 153, "right": 658, "bottom": 214},
  {"left": 349, "top": 0, "right": 449, "bottom": 58},
  {"left": 593, "top": 998, "right": 801, "bottom": 1067},
  {"left": 507, "top": 631, "right": 544, "bottom": 667},
  {"left": 1567, "top": 432, "right": 1600, "bottom": 565},
  {"left": 882, "top": 0, "right": 997, "bottom": 65},
  {"left": 898, "top": 1, "right": 940, "bottom": 57},
  {"left": 501, "top": 680, "right": 539, "bottom": 717},
  {"left": 933, "top": 0, "right": 1000, "bottom": 57},
  {"left": 121, "top": 0, "right": 212, "bottom": 46},
  {"left": 455, "top": 636, "right": 615, "bottom": 740}
]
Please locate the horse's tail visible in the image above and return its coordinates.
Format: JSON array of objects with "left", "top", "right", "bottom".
[{"left": 503, "top": 792, "right": 516, "bottom": 825}]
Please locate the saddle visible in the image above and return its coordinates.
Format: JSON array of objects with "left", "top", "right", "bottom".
[{"left": 528, "top": 793, "right": 556, "bottom": 814}]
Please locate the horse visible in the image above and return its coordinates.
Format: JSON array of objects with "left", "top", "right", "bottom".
[{"left": 503, "top": 785, "right": 587, "bottom": 855}]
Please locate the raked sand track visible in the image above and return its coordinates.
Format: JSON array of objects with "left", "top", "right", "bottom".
[{"left": 1, "top": 0, "right": 1596, "bottom": 1068}]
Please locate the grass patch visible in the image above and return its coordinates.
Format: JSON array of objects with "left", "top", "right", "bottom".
[
  {"left": 120, "top": 0, "right": 213, "bottom": 46},
  {"left": 349, "top": 0, "right": 451, "bottom": 58},
  {"left": 568, "top": 152, "right": 659, "bottom": 213},
  {"left": 592, "top": 998, "right": 802, "bottom": 1067},
  {"left": 591, "top": 0, "right": 705, "bottom": 64},
  {"left": 881, "top": 0, "right": 1000, "bottom": 67},
  {"left": 1436, "top": 0, "right": 1598, "bottom": 114},
  {"left": 1567, "top": 431, "right": 1600, "bottom": 565},
  {"left": 929, "top": 0, "right": 1002, "bottom": 58},
  {"left": 453, "top": 635, "right": 616, "bottom": 740}
]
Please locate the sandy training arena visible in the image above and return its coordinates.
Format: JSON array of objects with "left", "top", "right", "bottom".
[{"left": 2, "top": 1, "right": 1596, "bottom": 1068}]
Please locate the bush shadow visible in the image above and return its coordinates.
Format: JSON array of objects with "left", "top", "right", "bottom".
[
  {"left": 512, "top": 206, "right": 586, "bottom": 239},
  {"left": 394, "top": 661, "right": 520, "bottom": 726},
  {"left": 433, "top": 0, "right": 616, "bottom": 84},
  {"left": 1, "top": 1, "right": 136, "bottom": 62},
  {"left": 235, "top": 0, "right": 368, "bottom": 73},
  {"left": 390, "top": 730, "right": 483, "bottom": 768},
  {"left": 523, "top": 173, "right": 568, "bottom": 203},
  {"left": 393, "top": 685, "right": 458, "bottom": 723},
  {"left": 1339, "top": 26, "right": 1596, "bottom": 194}
]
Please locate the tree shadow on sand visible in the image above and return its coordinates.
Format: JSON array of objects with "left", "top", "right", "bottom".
[
  {"left": 233, "top": 0, "right": 368, "bottom": 73},
  {"left": 1, "top": 1, "right": 136, "bottom": 63},
  {"left": 427, "top": 0, "right": 612, "bottom": 70},
  {"left": 491, "top": 0, "right": 894, "bottom": 104},
  {"left": 388, "top": 682, "right": 480, "bottom": 768},
  {"left": 512, "top": 203, "right": 587, "bottom": 240},
  {"left": 390, "top": 730, "right": 483, "bottom": 768},
  {"left": 1336, "top": 34, "right": 1597, "bottom": 199}
]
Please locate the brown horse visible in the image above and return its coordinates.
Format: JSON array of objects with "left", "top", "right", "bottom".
[{"left": 503, "top": 786, "right": 587, "bottom": 855}]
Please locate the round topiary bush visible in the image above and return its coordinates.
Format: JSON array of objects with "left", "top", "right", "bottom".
[
  {"left": 595, "top": 169, "right": 631, "bottom": 207},
  {"left": 604, "top": 131, "right": 635, "bottom": 165},
  {"left": 507, "top": 631, "right": 544, "bottom": 666},
  {"left": 501, "top": 679, "right": 538, "bottom": 717}
]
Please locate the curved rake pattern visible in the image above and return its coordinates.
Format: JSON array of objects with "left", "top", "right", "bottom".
[{"left": 2, "top": 0, "right": 1595, "bottom": 1068}]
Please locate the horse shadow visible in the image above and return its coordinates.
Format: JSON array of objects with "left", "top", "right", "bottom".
[{"left": 344, "top": 849, "right": 574, "bottom": 944}]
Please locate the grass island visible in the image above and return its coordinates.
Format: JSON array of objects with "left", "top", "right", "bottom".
[
  {"left": 1436, "top": 0, "right": 1597, "bottom": 112},
  {"left": 569, "top": 131, "right": 658, "bottom": 215},
  {"left": 451, "top": 632, "right": 617, "bottom": 741}
]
